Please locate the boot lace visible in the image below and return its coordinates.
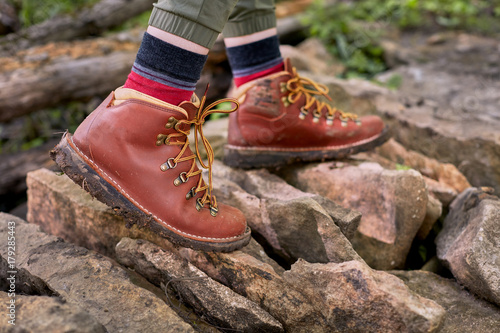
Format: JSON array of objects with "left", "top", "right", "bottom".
[
  {"left": 156, "top": 87, "right": 238, "bottom": 217},
  {"left": 282, "top": 67, "right": 361, "bottom": 126}
]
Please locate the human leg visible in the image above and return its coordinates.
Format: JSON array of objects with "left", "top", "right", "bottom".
[
  {"left": 223, "top": 0, "right": 284, "bottom": 87},
  {"left": 124, "top": 0, "right": 240, "bottom": 105}
]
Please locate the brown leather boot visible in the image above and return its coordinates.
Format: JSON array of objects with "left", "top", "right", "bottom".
[
  {"left": 224, "top": 59, "right": 390, "bottom": 168},
  {"left": 51, "top": 87, "right": 251, "bottom": 252}
]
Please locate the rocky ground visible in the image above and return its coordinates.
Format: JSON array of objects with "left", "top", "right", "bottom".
[{"left": 1, "top": 31, "right": 500, "bottom": 332}]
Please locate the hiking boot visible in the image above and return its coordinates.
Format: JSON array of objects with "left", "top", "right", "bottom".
[
  {"left": 51, "top": 87, "right": 251, "bottom": 252},
  {"left": 224, "top": 59, "right": 390, "bottom": 168}
]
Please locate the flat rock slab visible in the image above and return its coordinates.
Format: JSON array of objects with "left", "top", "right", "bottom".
[
  {"left": 26, "top": 168, "right": 180, "bottom": 258},
  {"left": 0, "top": 213, "right": 194, "bottom": 333},
  {"left": 283, "top": 259, "right": 445, "bottom": 333},
  {"left": 436, "top": 187, "right": 500, "bottom": 306},
  {"left": 391, "top": 270, "right": 500, "bottom": 333},
  {"left": 282, "top": 161, "right": 428, "bottom": 270},
  {"left": 116, "top": 237, "right": 284, "bottom": 333},
  {"left": 179, "top": 247, "right": 323, "bottom": 332},
  {"left": 0, "top": 292, "right": 106, "bottom": 333}
]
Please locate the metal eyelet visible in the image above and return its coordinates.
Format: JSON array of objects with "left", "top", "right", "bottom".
[
  {"left": 186, "top": 187, "right": 196, "bottom": 200},
  {"left": 174, "top": 172, "right": 188, "bottom": 186},
  {"left": 355, "top": 119, "right": 362, "bottom": 126},
  {"left": 210, "top": 205, "right": 218, "bottom": 217},
  {"left": 281, "top": 96, "right": 290, "bottom": 107},
  {"left": 280, "top": 82, "right": 288, "bottom": 93},
  {"left": 326, "top": 114, "right": 334, "bottom": 126},
  {"left": 165, "top": 116, "right": 178, "bottom": 129},
  {"left": 340, "top": 116, "right": 348, "bottom": 127},
  {"left": 196, "top": 198, "right": 204, "bottom": 212},
  {"left": 313, "top": 110, "right": 322, "bottom": 123},
  {"left": 299, "top": 107, "right": 308, "bottom": 120},
  {"left": 160, "top": 158, "right": 177, "bottom": 171},
  {"left": 156, "top": 133, "right": 167, "bottom": 146}
]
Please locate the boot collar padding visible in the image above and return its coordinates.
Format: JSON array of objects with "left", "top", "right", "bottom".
[{"left": 111, "top": 87, "right": 200, "bottom": 118}]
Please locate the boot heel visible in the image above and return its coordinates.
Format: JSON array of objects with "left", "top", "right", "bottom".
[{"left": 50, "top": 132, "right": 142, "bottom": 219}]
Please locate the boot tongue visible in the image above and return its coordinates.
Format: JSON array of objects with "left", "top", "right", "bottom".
[
  {"left": 283, "top": 58, "right": 294, "bottom": 74},
  {"left": 179, "top": 94, "right": 200, "bottom": 120}
]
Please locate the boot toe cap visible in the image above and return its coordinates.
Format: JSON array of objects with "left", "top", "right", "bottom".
[{"left": 210, "top": 203, "right": 248, "bottom": 240}]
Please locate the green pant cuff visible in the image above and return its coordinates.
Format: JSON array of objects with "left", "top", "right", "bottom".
[
  {"left": 223, "top": 12, "right": 276, "bottom": 38},
  {"left": 148, "top": 7, "right": 220, "bottom": 49}
]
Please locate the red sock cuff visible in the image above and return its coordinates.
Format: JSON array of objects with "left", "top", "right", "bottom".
[{"left": 124, "top": 72, "right": 193, "bottom": 106}]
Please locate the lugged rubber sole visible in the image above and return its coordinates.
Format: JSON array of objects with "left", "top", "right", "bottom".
[
  {"left": 50, "top": 132, "right": 251, "bottom": 252},
  {"left": 223, "top": 126, "right": 391, "bottom": 169}
]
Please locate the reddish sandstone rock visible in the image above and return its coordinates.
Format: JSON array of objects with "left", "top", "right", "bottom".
[
  {"left": 283, "top": 260, "right": 445, "bottom": 333},
  {"left": 391, "top": 270, "right": 500, "bottom": 333},
  {"left": 282, "top": 161, "right": 428, "bottom": 270},
  {"left": 436, "top": 187, "right": 500, "bottom": 306},
  {"left": 375, "top": 139, "right": 471, "bottom": 193}
]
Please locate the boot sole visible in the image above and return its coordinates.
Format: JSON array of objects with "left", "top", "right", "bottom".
[
  {"left": 50, "top": 133, "right": 251, "bottom": 253},
  {"left": 224, "top": 126, "right": 391, "bottom": 169}
]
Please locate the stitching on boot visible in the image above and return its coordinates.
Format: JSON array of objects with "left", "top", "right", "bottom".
[{"left": 68, "top": 137, "right": 246, "bottom": 242}]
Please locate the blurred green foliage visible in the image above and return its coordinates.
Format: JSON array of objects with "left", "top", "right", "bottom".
[
  {"left": 304, "top": 0, "right": 500, "bottom": 78},
  {"left": 395, "top": 163, "right": 412, "bottom": 171},
  {"left": 0, "top": 101, "right": 97, "bottom": 154},
  {"left": 384, "top": 74, "right": 403, "bottom": 90},
  {"left": 16, "top": 0, "right": 99, "bottom": 27},
  {"left": 111, "top": 11, "right": 150, "bottom": 31}
]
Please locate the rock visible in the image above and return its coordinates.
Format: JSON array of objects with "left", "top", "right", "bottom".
[
  {"left": 0, "top": 254, "right": 56, "bottom": 298},
  {"left": 116, "top": 237, "right": 284, "bottom": 333},
  {"left": 436, "top": 187, "right": 500, "bottom": 306},
  {"left": 423, "top": 177, "right": 459, "bottom": 207},
  {"left": 354, "top": 152, "right": 460, "bottom": 208},
  {"left": 310, "top": 195, "right": 362, "bottom": 241},
  {"left": 218, "top": 163, "right": 363, "bottom": 241},
  {"left": 420, "top": 256, "right": 449, "bottom": 276},
  {"left": 283, "top": 260, "right": 445, "bottom": 333},
  {"left": 379, "top": 39, "right": 421, "bottom": 67},
  {"left": 281, "top": 38, "right": 345, "bottom": 77},
  {"left": 211, "top": 161, "right": 363, "bottom": 264},
  {"left": 0, "top": 292, "right": 106, "bottom": 333},
  {"left": 282, "top": 161, "right": 428, "bottom": 270},
  {"left": 417, "top": 194, "right": 443, "bottom": 240},
  {"left": 375, "top": 138, "right": 471, "bottom": 194},
  {"left": 26, "top": 168, "right": 178, "bottom": 258},
  {"left": 391, "top": 270, "right": 500, "bottom": 333},
  {"left": 0, "top": 213, "right": 195, "bottom": 333},
  {"left": 241, "top": 238, "right": 286, "bottom": 275},
  {"left": 179, "top": 247, "right": 323, "bottom": 332}
]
